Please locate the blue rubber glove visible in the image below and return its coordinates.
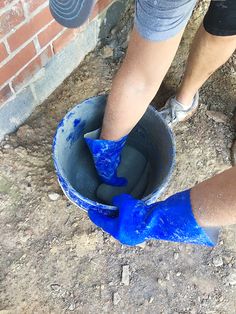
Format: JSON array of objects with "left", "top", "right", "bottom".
[
  {"left": 84, "top": 129, "right": 127, "bottom": 186},
  {"left": 88, "top": 190, "right": 218, "bottom": 247}
]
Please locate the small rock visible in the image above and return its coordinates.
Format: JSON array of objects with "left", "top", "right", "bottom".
[
  {"left": 157, "top": 278, "right": 166, "bottom": 286},
  {"left": 137, "top": 242, "right": 146, "bottom": 249},
  {"left": 212, "top": 256, "right": 223, "bottom": 267},
  {"left": 113, "top": 292, "right": 121, "bottom": 305},
  {"left": 206, "top": 110, "right": 228, "bottom": 124},
  {"left": 102, "top": 46, "right": 113, "bottom": 58},
  {"left": 110, "top": 27, "right": 116, "bottom": 36},
  {"left": 48, "top": 192, "right": 60, "bottom": 201},
  {"left": 233, "top": 109, "right": 236, "bottom": 128},
  {"left": 3, "top": 144, "right": 11, "bottom": 149},
  {"left": 231, "top": 140, "right": 236, "bottom": 166},
  {"left": 68, "top": 301, "right": 76, "bottom": 311},
  {"left": 121, "top": 265, "right": 130, "bottom": 286},
  {"left": 50, "top": 284, "right": 61, "bottom": 292},
  {"left": 227, "top": 272, "right": 236, "bottom": 286},
  {"left": 176, "top": 272, "right": 181, "bottom": 277},
  {"left": 149, "top": 297, "right": 154, "bottom": 303},
  {"left": 16, "top": 124, "right": 34, "bottom": 140},
  {"left": 174, "top": 252, "right": 179, "bottom": 260},
  {"left": 166, "top": 274, "right": 170, "bottom": 281}
]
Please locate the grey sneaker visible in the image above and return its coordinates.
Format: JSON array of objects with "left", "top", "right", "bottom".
[{"left": 159, "top": 92, "right": 199, "bottom": 126}]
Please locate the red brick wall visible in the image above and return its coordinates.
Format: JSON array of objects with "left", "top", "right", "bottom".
[{"left": 0, "top": 0, "right": 113, "bottom": 105}]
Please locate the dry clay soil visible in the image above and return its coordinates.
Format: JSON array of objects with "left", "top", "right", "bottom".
[{"left": 0, "top": 3, "right": 236, "bottom": 314}]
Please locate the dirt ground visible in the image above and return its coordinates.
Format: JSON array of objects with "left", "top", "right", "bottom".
[{"left": 1, "top": 2, "right": 236, "bottom": 313}]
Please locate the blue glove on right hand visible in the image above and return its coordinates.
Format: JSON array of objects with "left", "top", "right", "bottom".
[{"left": 88, "top": 190, "right": 218, "bottom": 247}]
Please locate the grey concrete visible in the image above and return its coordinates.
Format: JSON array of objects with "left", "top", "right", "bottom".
[
  {"left": 98, "top": 0, "right": 128, "bottom": 40},
  {"left": 0, "top": 87, "right": 35, "bottom": 141},
  {"left": 32, "top": 20, "right": 99, "bottom": 104}
]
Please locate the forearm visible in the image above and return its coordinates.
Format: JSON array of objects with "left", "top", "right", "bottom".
[
  {"left": 101, "top": 28, "right": 183, "bottom": 140},
  {"left": 191, "top": 166, "right": 236, "bottom": 227}
]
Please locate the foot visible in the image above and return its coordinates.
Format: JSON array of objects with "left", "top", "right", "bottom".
[{"left": 159, "top": 92, "right": 199, "bottom": 126}]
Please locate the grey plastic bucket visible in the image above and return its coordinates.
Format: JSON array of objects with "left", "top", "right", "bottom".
[{"left": 53, "top": 95, "right": 175, "bottom": 214}]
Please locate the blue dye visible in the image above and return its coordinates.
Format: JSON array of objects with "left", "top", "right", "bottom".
[
  {"left": 73, "top": 119, "right": 80, "bottom": 127},
  {"left": 57, "top": 119, "right": 64, "bottom": 128},
  {"left": 66, "top": 119, "right": 86, "bottom": 145},
  {"left": 67, "top": 112, "right": 75, "bottom": 120}
]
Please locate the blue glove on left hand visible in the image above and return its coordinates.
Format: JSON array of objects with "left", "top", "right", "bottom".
[
  {"left": 84, "top": 129, "right": 127, "bottom": 186},
  {"left": 88, "top": 191, "right": 218, "bottom": 247}
]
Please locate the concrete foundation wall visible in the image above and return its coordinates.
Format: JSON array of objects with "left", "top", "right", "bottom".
[{"left": 0, "top": 0, "right": 130, "bottom": 141}]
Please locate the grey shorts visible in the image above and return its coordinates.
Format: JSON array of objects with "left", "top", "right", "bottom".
[{"left": 135, "top": 0, "right": 197, "bottom": 41}]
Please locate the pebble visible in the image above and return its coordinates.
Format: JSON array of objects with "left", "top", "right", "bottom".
[
  {"left": 227, "top": 272, "right": 236, "bottom": 286},
  {"left": 50, "top": 284, "right": 61, "bottom": 292},
  {"left": 137, "top": 242, "right": 146, "bottom": 249},
  {"left": 68, "top": 301, "right": 76, "bottom": 311},
  {"left": 149, "top": 297, "right": 154, "bottom": 304},
  {"left": 113, "top": 292, "right": 121, "bottom": 305},
  {"left": 206, "top": 110, "right": 228, "bottom": 124},
  {"left": 102, "top": 46, "right": 113, "bottom": 58},
  {"left": 157, "top": 278, "right": 166, "bottom": 286},
  {"left": 121, "top": 265, "right": 130, "bottom": 286},
  {"left": 231, "top": 140, "right": 236, "bottom": 166},
  {"left": 212, "top": 256, "right": 223, "bottom": 267},
  {"left": 48, "top": 192, "right": 60, "bottom": 201},
  {"left": 176, "top": 272, "right": 181, "bottom": 277},
  {"left": 174, "top": 252, "right": 179, "bottom": 260},
  {"left": 233, "top": 109, "right": 236, "bottom": 128}
]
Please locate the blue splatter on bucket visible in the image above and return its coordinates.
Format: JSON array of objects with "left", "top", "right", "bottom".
[{"left": 53, "top": 95, "right": 175, "bottom": 214}]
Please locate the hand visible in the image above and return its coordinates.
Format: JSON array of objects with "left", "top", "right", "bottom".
[
  {"left": 84, "top": 129, "right": 127, "bottom": 186},
  {"left": 88, "top": 191, "right": 216, "bottom": 247},
  {"left": 89, "top": 194, "right": 151, "bottom": 245}
]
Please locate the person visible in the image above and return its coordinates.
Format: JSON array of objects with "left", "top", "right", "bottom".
[{"left": 50, "top": 0, "right": 236, "bottom": 246}]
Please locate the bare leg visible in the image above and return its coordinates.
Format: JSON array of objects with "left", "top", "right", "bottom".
[
  {"left": 191, "top": 166, "right": 236, "bottom": 227},
  {"left": 101, "top": 28, "right": 184, "bottom": 140},
  {"left": 176, "top": 24, "right": 236, "bottom": 108}
]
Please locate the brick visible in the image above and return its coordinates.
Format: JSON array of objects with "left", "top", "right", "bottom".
[
  {"left": 52, "top": 29, "right": 76, "bottom": 54},
  {"left": 7, "top": 6, "right": 53, "bottom": 52},
  {"left": 0, "top": 0, "right": 12, "bottom": 9},
  {"left": 0, "top": 1, "right": 25, "bottom": 39},
  {"left": 0, "top": 41, "right": 36, "bottom": 86},
  {"left": 27, "top": 0, "right": 47, "bottom": 13},
  {"left": 12, "top": 45, "right": 53, "bottom": 91},
  {"left": 90, "top": 0, "right": 112, "bottom": 21},
  {"left": 0, "top": 42, "right": 8, "bottom": 63},
  {"left": 0, "top": 84, "right": 13, "bottom": 105},
  {"left": 38, "top": 20, "right": 64, "bottom": 48}
]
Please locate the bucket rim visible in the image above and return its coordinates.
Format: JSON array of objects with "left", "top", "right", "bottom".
[{"left": 52, "top": 95, "right": 176, "bottom": 212}]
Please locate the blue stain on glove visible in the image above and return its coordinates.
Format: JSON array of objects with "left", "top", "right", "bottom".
[
  {"left": 88, "top": 190, "right": 218, "bottom": 247},
  {"left": 84, "top": 129, "right": 128, "bottom": 186}
]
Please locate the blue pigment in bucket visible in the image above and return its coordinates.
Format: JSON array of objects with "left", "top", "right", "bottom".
[{"left": 53, "top": 95, "right": 175, "bottom": 214}]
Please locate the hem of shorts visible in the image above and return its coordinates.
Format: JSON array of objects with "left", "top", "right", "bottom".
[{"left": 134, "top": 18, "right": 188, "bottom": 42}]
